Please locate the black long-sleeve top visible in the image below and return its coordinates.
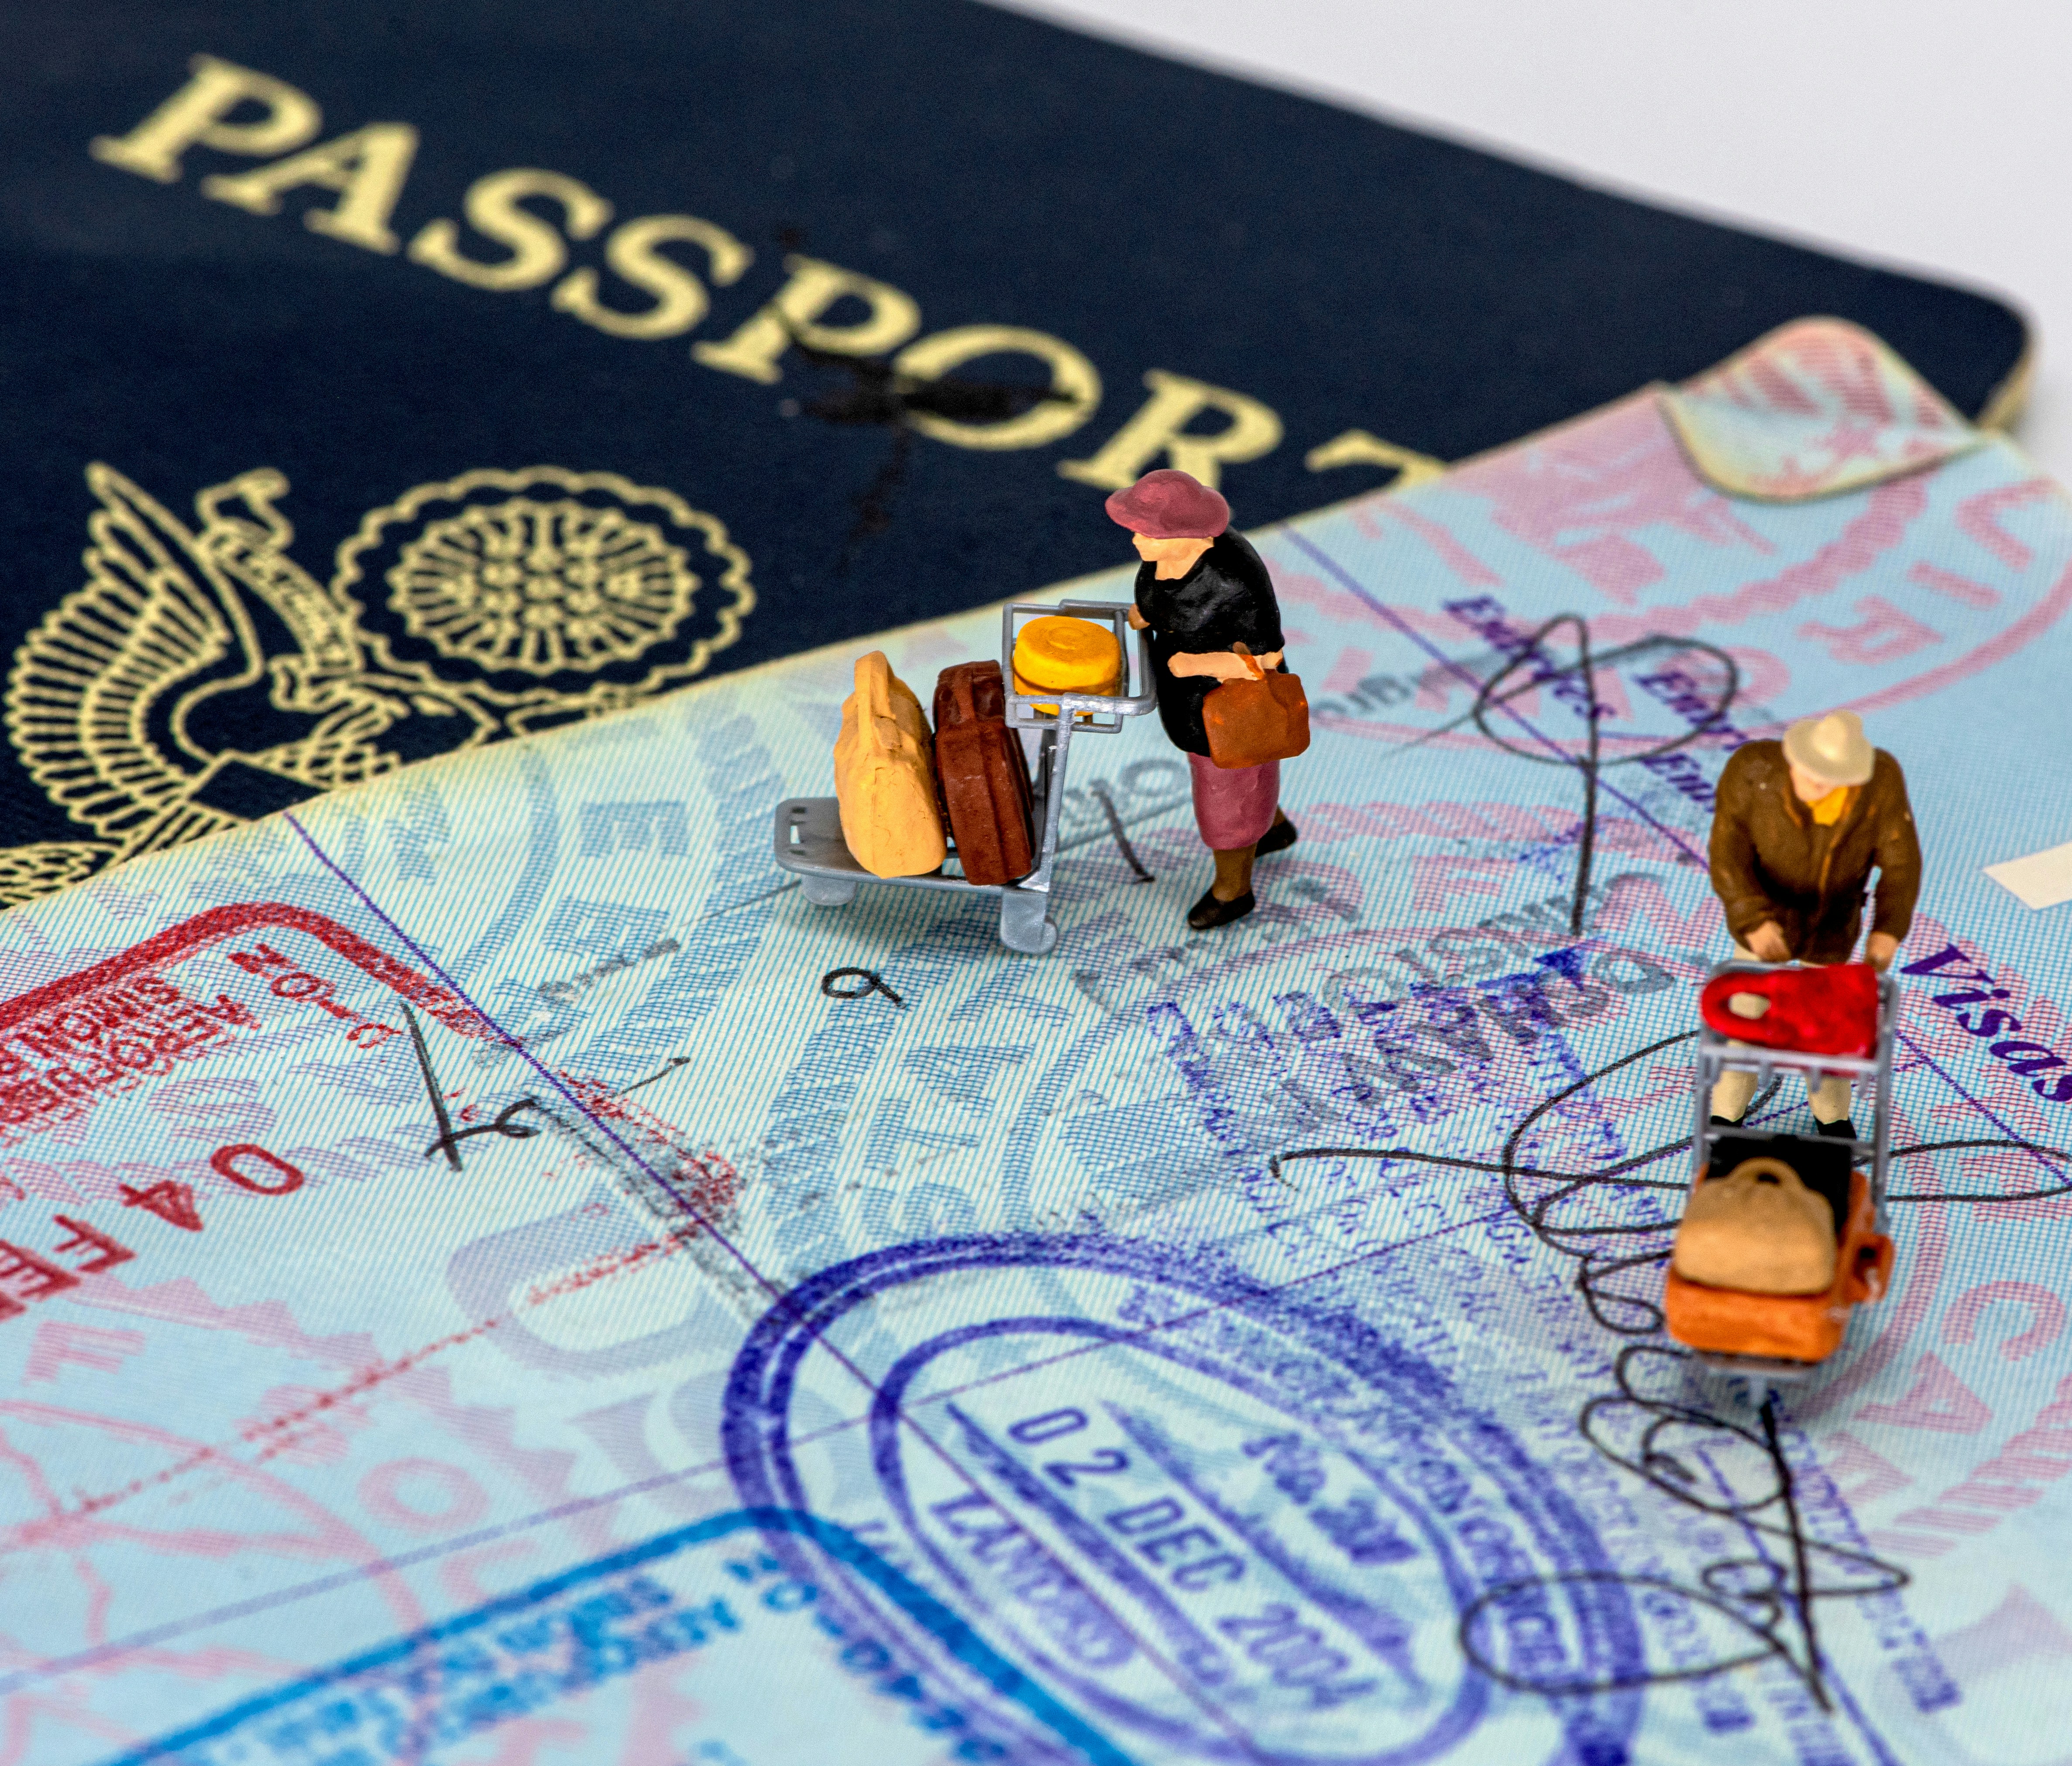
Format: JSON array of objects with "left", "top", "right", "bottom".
[{"left": 1134, "top": 532, "right": 1285, "bottom": 756}]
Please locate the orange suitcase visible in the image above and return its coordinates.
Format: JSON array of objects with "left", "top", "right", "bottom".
[{"left": 932, "top": 662, "right": 1035, "bottom": 887}]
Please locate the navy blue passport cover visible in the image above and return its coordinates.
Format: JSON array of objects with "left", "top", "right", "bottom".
[{"left": 0, "top": 0, "right": 2028, "bottom": 891}]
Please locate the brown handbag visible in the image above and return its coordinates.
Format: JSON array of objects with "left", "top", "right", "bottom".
[{"left": 1202, "top": 644, "right": 1310, "bottom": 770}]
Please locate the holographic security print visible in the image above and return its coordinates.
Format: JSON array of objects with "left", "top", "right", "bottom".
[{"left": 3, "top": 322, "right": 2071, "bottom": 1764}]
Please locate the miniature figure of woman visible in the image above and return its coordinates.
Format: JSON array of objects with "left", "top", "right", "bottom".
[{"left": 1108, "top": 468, "right": 1296, "bottom": 929}]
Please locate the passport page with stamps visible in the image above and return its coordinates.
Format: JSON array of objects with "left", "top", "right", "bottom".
[{"left": 3, "top": 320, "right": 2071, "bottom": 1766}]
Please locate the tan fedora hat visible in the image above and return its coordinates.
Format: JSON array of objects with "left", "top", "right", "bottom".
[{"left": 1783, "top": 709, "right": 1874, "bottom": 787}]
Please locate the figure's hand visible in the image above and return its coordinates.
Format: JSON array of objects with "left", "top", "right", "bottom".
[
  {"left": 1126, "top": 604, "right": 1148, "bottom": 630},
  {"left": 1167, "top": 649, "right": 1286, "bottom": 680},
  {"left": 1865, "top": 931, "right": 1900, "bottom": 972},
  {"left": 1745, "top": 921, "right": 1790, "bottom": 964}
]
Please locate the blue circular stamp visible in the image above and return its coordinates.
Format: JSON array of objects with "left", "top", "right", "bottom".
[{"left": 726, "top": 1233, "right": 1643, "bottom": 1764}]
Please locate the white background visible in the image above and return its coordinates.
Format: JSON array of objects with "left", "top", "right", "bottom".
[{"left": 1005, "top": 0, "right": 2072, "bottom": 480}]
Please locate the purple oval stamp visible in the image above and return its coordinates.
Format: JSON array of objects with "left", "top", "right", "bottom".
[{"left": 725, "top": 1233, "right": 1644, "bottom": 1764}]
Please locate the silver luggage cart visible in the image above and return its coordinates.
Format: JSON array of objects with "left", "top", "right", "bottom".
[
  {"left": 1682, "top": 959, "right": 1898, "bottom": 1380},
  {"left": 772, "top": 600, "right": 1157, "bottom": 955}
]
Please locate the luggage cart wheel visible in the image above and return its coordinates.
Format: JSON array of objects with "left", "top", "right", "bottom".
[
  {"left": 800, "top": 876, "right": 858, "bottom": 907},
  {"left": 1004, "top": 917, "right": 1059, "bottom": 956},
  {"left": 998, "top": 893, "right": 1058, "bottom": 955}
]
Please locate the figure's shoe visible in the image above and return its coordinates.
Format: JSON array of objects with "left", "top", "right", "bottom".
[
  {"left": 1188, "top": 888, "right": 1255, "bottom": 931},
  {"left": 1708, "top": 1115, "right": 1743, "bottom": 1128},
  {"left": 1255, "top": 819, "right": 1299, "bottom": 858},
  {"left": 1815, "top": 1118, "right": 1859, "bottom": 1141}
]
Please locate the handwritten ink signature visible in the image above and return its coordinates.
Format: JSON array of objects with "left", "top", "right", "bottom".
[{"left": 424, "top": 1097, "right": 542, "bottom": 1162}]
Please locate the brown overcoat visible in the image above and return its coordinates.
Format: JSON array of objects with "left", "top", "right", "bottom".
[{"left": 1708, "top": 740, "right": 1921, "bottom": 963}]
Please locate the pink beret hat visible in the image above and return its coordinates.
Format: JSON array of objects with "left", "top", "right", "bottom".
[{"left": 1104, "top": 468, "right": 1230, "bottom": 539}]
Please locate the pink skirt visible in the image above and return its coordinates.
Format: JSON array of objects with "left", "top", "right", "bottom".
[{"left": 1189, "top": 752, "right": 1279, "bottom": 850}]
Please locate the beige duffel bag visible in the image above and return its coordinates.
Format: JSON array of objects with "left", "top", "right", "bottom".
[
  {"left": 835, "top": 651, "right": 946, "bottom": 877},
  {"left": 1672, "top": 1157, "right": 1837, "bottom": 1295}
]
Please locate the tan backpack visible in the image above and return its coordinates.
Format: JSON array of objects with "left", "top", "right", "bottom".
[
  {"left": 1672, "top": 1157, "right": 1837, "bottom": 1295},
  {"left": 835, "top": 652, "right": 946, "bottom": 877}
]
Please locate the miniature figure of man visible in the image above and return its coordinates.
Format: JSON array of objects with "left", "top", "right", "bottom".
[
  {"left": 1109, "top": 469, "right": 1296, "bottom": 929},
  {"left": 1708, "top": 708, "right": 1921, "bottom": 1136}
]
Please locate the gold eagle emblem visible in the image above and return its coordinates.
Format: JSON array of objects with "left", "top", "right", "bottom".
[{"left": 2, "top": 464, "right": 753, "bottom": 904}]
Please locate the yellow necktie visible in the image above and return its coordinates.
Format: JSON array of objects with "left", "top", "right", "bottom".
[{"left": 1809, "top": 786, "right": 1850, "bottom": 826}]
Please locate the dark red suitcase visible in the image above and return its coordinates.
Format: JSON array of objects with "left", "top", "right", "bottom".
[{"left": 932, "top": 661, "right": 1035, "bottom": 886}]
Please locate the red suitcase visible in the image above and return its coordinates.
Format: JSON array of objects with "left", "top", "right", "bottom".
[{"left": 932, "top": 661, "right": 1035, "bottom": 886}]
